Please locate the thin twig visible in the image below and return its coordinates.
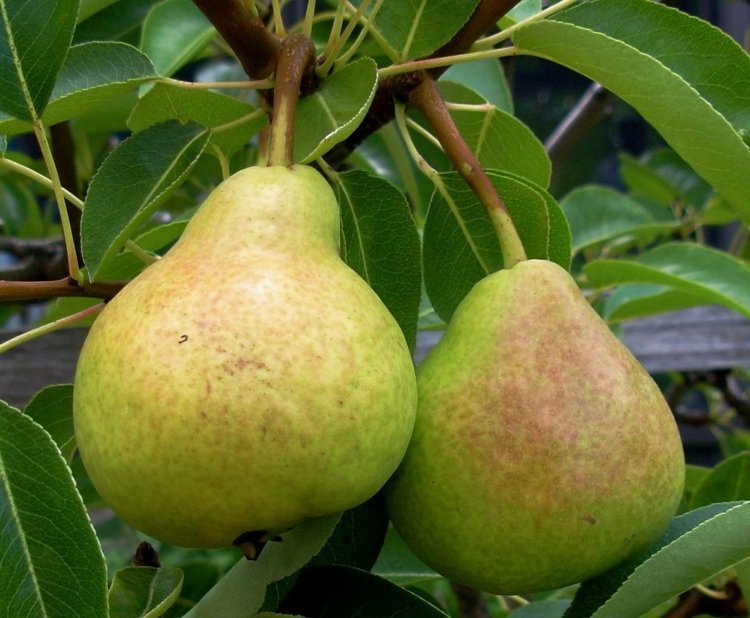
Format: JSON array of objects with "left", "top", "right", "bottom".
[
  {"left": 545, "top": 82, "right": 613, "bottom": 177},
  {"left": 0, "top": 278, "right": 126, "bottom": 302},
  {"left": 378, "top": 45, "right": 519, "bottom": 78},
  {"left": 0, "top": 302, "right": 104, "bottom": 355}
]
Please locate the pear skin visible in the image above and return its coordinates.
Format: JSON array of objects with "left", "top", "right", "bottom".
[
  {"left": 385, "top": 259, "right": 684, "bottom": 594},
  {"left": 74, "top": 165, "right": 417, "bottom": 548}
]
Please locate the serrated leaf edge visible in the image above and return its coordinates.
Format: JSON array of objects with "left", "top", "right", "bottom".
[
  {"left": 0, "top": 404, "right": 107, "bottom": 615},
  {"left": 689, "top": 453, "right": 750, "bottom": 511},
  {"left": 299, "top": 58, "right": 378, "bottom": 163},
  {"left": 514, "top": 18, "right": 750, "bottom": 218},
  {"left": 0, "top": 2, "right": 38, "bottom": 121},
  {"left": 84, "top": 123, "right": 210, "bottom": 279},
  {"left": 584, "top": 243, "right": 750, "bottom": 318},
  {"left": 590, "top": 502, "right": 750, "bottom": 618}
]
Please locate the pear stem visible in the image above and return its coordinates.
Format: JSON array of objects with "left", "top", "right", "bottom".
[
  {"left": 267, "top": 33, "right": 317, "bottom": 167},
  {"left": 408, "top": 77, "right": 527, "bottom": 267}
]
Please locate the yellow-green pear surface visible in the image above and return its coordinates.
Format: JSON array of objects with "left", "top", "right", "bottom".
[
  {"left": 74, "top": 165, "right": 417, "bottom": 548},
  {"left": 385, "top": 259, "right": 684, "bottom": 594}
]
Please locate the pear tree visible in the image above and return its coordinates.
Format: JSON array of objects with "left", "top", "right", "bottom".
[{"left": 1, "top": 1, "right": 750, "bottom": 617}]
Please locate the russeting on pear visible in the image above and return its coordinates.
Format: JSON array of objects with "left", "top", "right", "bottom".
[
  {"left": 74, "top": 165, "right": 417, "bottom": 548},
  {"left": 385, "top": 259, "right": 685, "bottom": 594}
]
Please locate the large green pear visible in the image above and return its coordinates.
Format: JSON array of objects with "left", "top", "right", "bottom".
[
  {"left": 385, "top": 259, "right": 684, "bottom": 594},
  {"left": 74, "top": 165, "right": 417, "bottom": 548}
]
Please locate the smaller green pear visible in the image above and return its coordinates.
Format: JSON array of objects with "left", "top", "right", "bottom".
[{"left": 385, "top": 259, "right": 685, "bottom": 594}]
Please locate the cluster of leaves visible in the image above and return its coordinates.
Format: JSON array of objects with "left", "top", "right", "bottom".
[{"left": 1, "top": 0, "right": 750, "bottom": 617}]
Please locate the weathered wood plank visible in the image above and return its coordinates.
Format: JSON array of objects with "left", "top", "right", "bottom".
[
  {"left": 414, "top": 305, "right": 750, "bottom": 373},
  {"left": 2, "top": 306, "right": 750, "bottom": 408},
  {"left": 0, "top": 327, "right": 87, "bottom": 408}
]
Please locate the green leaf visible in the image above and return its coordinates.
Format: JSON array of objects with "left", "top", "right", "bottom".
[
  {"left": 442, "top": 58, "right": 513, "bottom": 113},
  {"left": 109, "top": 566, "right": 184, "bottom": 618},
  {"left": 70, "top": 451, "right": 104, "bottom": 509},
  {"left": 23, "top": 384, "right": 75, "bottom": 463},
  {"left": 439, "top": 82, "right": 549, "bottom": 187},
  {"left": 140, "top": 0, "right": 215, "bottom": 77},
  {"left": 308, "top": 496, "right": 388, "bottom": 572},
  {"left": 294, "top": 57, "right": 378, "bottom": 163},
  {"left": 690, "top": 453, "right": 750, "bottom": 510},
  {"left": 0, "top": 402, "right": 108, "bottom": 616},
  {"left": 513, "top": 0, "right": 750, "bottom": 224},
  {"left": 81, "top": 120, "right": 210, "bottom": 279},
  {"left": 78, "top": 0, "right": 119, "bottom": 22},
  {"left": 133, "top": 220, "right": 188, "bottom": 254},
  {"left": 620, "top": 149, "right": 714, "bottom": 211},
  {"left": 280, "top": 565, "right": 450, "bottom": 617},
  {"left": 561, "top": 185, "right": 678, "bottom": 255},
  {"left": 678, "top": 464, "right": 711, "bottom": 515},
  {"left": 74, "top": 0, "right": 155, "bottom": 44},
  {"left": 262, "top": 495, "right": 390, "bottom": 612},
  {"left": 335, "top": 170, "right": 421, "bottom": 352},
  {"left": 501, "top": 0, "right": 542, "bottom": 27},
  {"left": 128, "top": 82, "right": 266, "bottom": 155},
  {"left": 619, "top": 153, "right": 679, "bottom": 207},
  {"left": 565, "top": 502, "right": 750, "bottom": 618},
  {"left": 584, "top": 243, "right": 750, "bottom": 319},
  {"left": 423, "top": 170, "right": 570, "bottom": 321},
  {"left": 361, "top": 0, "right": 480, "bottom": 61},
  {"left": 48, "top": 41, "right": 156, "bottom": 121},
  {"left": 161, "top": 559, "right": 223, "bottom": 617},
  {"left": 85, "top": 219, "right": 191, "bottom": 283},
  {"left": 0, "top": 0, "right": 78, "bottom": 121},
  {"left": 0, "top": 179, "right": 42, "bottom": 236},
  {"left": 601, "top": 284, "right": 708, "bottom": 323},
  {"left": 184, "top": 513, "right": 341, "bottom": 617},
  {"left": 0, "top": 41, "right": 157, "bottom": 134},
  {"left": 372, "top": 526, "right": 440, "bottom": 586}
]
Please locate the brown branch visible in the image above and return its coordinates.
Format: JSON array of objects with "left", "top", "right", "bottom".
[
  {"left": 427, "top": 0, "right": 521, "bottom": 79},
  {"left": 545, "top": 82, "right": 614, "bottom": 186},
  {"left": 0, "top": 278, "right": 126, "bottom": 302},
  {"left": 326, "top": 0, "right": 525, "bottom": 166},
  {"left": 451, "top": 583, "right": 490, "bottom": 618},
  {"left": 0, "top": 237, "right": 67, "bottom": 281},
  {"left": 192, "top": 0, "right": 281, "bottom": 79},
  {"left": 267, "top": 33, "right": 317, "bottom": 166},
  {"left": 662, "top": 582, "right": 746, "bottom": 618},
  {"left": 132, "top": 542, "right": 161, "bottom": 568},
  {"left": 50, "top": 122, "right": 82, "bottom": 263}
]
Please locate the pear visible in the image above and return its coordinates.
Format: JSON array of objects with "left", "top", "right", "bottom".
[
  {"left": 385, "top": 259, "right": 684, "bottom": 594},
  {"left": 74, "top": 165, "right": 417, "bottom": 548}
]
